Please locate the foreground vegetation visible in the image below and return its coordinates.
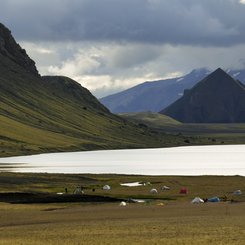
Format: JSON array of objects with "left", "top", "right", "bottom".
[
  {"left": 0, "top": 173, "right": 244, "bottom": 244},
  {"left": 0, "top": 201, "right": 245, "bottom": 245}
]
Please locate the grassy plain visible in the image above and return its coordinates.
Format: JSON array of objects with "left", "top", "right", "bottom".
[
  {"left": 121, "top": 112, "right": 245, "bottom": 144},
  {"left": 0, "top": 173, "right": 245, "bottom": 244},
  {"left": 0, "top": 202, "right": 245, "bottom": 245}
]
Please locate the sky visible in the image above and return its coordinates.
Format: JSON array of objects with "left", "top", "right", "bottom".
[{"left": 1, "top": 0, "right": 245, "bottom": 98}]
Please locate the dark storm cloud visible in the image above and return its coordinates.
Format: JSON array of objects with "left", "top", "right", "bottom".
[{"left": 1, "top": 0, "right": 245, "bottom": 46}]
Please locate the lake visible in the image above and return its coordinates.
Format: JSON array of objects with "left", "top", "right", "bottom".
[{"left": 0, "top": 145, "right": 244, "bottom": 175}]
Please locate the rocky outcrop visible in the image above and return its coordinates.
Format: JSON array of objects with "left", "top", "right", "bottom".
[
  {"left": 161, "top": 68, "right": 245, "bottom": 123},
  {"left": 0, "top": 23, "right": 39, "bottom": 76}
]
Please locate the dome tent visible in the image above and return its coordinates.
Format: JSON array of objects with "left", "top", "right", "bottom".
[
  {"left": 102, "top": 185, "right": 111, "bottom": 190},
  {"left": 161, "top": 186, "right": 170, "bottom": 190},
  {"left": 150, "top": 188, "right": 158, "bottom": 194},
  {"left": 233, "top": 190, "right": 242, "bottom": 195},
  {"left": 191, "top": 197, "right": 204, "bottom": 204},
  {"left": 119, "top": 201, "right": 127, "bottom": 206},
  {"left": 208, "top": 197, "right": 220, "bottom": 202}
]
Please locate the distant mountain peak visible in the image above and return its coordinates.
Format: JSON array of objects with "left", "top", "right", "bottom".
[
  {"left": 161, "top": 69, "right": 245, "bottom": 123},
  {"left": 0, "top": 22, "right": 39, "bottom": 76},
  {"left": 210, "top": 67, "right": 229, "bottom": 77}
]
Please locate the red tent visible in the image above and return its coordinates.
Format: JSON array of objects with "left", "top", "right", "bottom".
[{"left": 179, "top": 188, "right": 188, "bottom": 194}]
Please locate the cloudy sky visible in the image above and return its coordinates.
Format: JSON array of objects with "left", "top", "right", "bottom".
[{"left": 1, "top": 0, "right": 245, "bottom": 97}]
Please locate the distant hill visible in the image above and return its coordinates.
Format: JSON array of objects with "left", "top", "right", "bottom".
[
  {"left": 120, "top": 112, "right": 181, "bottom": 128},
  {"left": 160, "top": 68, "right": 245, "bottom": 123},
  {"left": 100, "top": 68, "right": 245, "bottom": 113},
  {"left": 0, "top": 22, "right": 190, "bottom": 156}
]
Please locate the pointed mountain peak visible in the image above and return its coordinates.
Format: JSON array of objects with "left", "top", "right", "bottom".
[
  {"left": 194, "top": 67, "right": 240, "bottom": 90},
  {"left": 215, "top": 67, "right": 225, "bottom": 72},
  {"left": 0, "top": 22, "right": 39, "bottom": 76},
  {"left": 161, "top": 67, "right": 245, "bottom": 123},
  {"left": 208, "top": 67, "right": 230, "bottom": 77}
]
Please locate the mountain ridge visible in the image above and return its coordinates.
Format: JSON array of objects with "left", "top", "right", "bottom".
[
  {"left": 160, "top": 68, "right": 245, "bottom": 123},
  {"left": 100, "top": 68, "right": 245, "bottom": 113},
  {"left": 0, "top": 22, "right": 191, "bottom": 156}
]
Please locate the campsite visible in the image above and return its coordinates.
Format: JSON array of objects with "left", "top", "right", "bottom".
[{"left": 0, "top": 172, "right": 245, "bottom": 244}]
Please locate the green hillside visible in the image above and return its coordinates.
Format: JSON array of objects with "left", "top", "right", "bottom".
[
  {"left": 0, "top": 57, "right": 165, "bottom": 156},
  {"left": 0, "top": 23, "right": 197, "bottom": 157},
  {"left": 120, "top": 112, "right": 245, "bottom": 144},
  {"left": 119, "top": 112, "right": 181, "bottom": 127}
]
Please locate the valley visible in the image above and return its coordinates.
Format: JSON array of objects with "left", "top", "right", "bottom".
[{"left": 121, "top": 112, "right": 245, "bottom": 145}]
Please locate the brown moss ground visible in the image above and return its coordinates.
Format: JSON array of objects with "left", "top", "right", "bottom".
[
  {"left": 0, "top": 202, "right": 245, "bottom": 244},
  {"left": 0, "top": 173, "right": 245, "bottom": 244}
]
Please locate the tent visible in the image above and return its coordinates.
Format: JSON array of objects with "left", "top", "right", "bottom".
[
  {"left": 161, "top": 186, "right": 170, "bottom": 190},
  {"left": 191, "top": 197, "right": 204, "bottom": 204},
  {"left": 119, "top": 201, "right": 127, "bottom": 206},
  {"left": 102, "top": 185, "right": 111, "bottom": 190},
  {"left": 208, "top": 196, "right": 220, "bottom": 202},
  {"left": 73, "top": 186, "right": 84, "bottom": 194},
  {"left": 150, "top": 188, "right": 158, "bottom": 194},
  {"left": 233, "top": 190, "right": 242, "bottom": 195},
  {"left": 179, "top": 188, "right": 188, "bottom": 194}
]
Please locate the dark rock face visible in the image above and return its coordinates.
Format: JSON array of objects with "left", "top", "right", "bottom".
[
  {"left": 161, "top": 68, "right": 245, "bottom": 123},
  {"left": 0, "top": 23, "right": 39, "bottom": 76}
]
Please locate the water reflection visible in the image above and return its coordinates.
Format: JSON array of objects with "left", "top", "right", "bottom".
[{"left": 0, "top": 145, "right": 244, "bottom": 175}]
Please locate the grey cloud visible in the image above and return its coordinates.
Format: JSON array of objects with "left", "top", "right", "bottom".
[{"left": 1, "top": 0, "right": 245, "bottom": 46}]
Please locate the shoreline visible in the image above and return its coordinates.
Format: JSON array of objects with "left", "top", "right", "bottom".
[{"left": 0, "top": 145, "right": 244, "bottom": 176}]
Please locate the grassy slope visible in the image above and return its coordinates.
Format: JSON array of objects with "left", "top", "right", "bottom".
[
  {"left": 0, "top": 55, "right": 195, "bottom": 157},
  {"left": 121, "top": 112, "right": 245, "bottom": 144},
  {"left": 120, "top": 111, "right": 181, "bottom": 126}
]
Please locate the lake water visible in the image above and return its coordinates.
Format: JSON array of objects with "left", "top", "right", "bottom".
[{"left": 0, "top": 145, "right": 244, "bottom": 175}]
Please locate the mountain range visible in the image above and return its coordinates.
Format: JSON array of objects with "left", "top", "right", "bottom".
[
  {"left": 0, "top": 22, "right": 188, "bottom": 156},
  {"left": 1, "top": 22, "right": 244, "bottom": 156},
  {"left": 161, "top": 68, "right": 245, "bottom": 123},
  {"left": 100, "top": 68, "right": 245, "bottom": 113}
]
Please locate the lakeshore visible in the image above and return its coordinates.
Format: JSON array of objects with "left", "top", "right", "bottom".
[{"left": 0, "top": 172, "right": 245, "bottom": 244}]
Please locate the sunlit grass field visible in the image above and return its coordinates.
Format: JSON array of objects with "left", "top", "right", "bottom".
[
  {"left": 0, "top": 173, "right": 244, "bottom": 244},
  {"left": 0, "top": 201, "right": 245, "bottom": 245}
]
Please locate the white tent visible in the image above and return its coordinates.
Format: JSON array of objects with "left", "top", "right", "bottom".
[
  {"left": 150, "top": 188, "right": 158, "bottom": 194},
  {"left": 161, "top": 185, "right": 170, "bottom": 190},
  {"left": 73, "top": 186, "right": 84, "bottom": 194},
  {"left": 191, "top": 197, "right": 204, "bottom": 204},
  {"left": 102, "top": 185, "right": 111, "bottom": 190},
  {"left": 233, "top": 190, "right": 242, "bottom": 195},
  {"left": 119, "top": 201, "right": 127, "bottom": 206}
]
